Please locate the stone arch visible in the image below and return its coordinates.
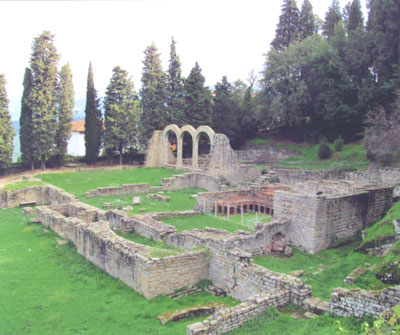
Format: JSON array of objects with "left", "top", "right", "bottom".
[
  {"left": 193, "top": 126, "right": 215, "bottom": 168},
  {"left": 178, "top": 125, "right": 196, "bottom": 167},
  {"left": 162, "top": 124, "right": 180, "bottom": 166}
]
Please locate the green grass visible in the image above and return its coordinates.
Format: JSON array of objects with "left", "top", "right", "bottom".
[
  {"left": 228, "top": 306, "right": 373, "bottom": 335},
  {"left": 80, "top": 188, "right": 204, "bottom": 214},
  {"left": 162, "top": 213, "right": 272, "bottom": 233},
  {"left": 0, "top": 207, "right": 237, "bottom": 335},
  {"left": 254, "top": 242, "right": 383, "bottom": 301},
  {"left": 36, "top": 167, "right": 183, "bottom": 196},
  {"left": 250, "top": 138, "right": 369, "bottom": 171},
  {"left": 2, "top": 180, "right": 45, "bottom": 190}
]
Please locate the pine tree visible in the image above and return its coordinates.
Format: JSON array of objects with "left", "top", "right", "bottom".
[
  {"left": 0, "top": 74, "right": 14, "bottom": 170},
  {"left": 20, "top": 68, "right": 35, "bottom": 170},
  {"left": 84, "top": 62, "right": 102, "bottom": 165},
  {"left": 183, "top": 62, "right": 212, "bottom": 128},
  {"left": 54, "top": 63, "right": 74, "bottom": 166},
  {"left": 346, "top": 0, "right": 364, "bottom": 33},
  {"left": 29, "top": 31, "right": 59, "bottom": 170},
  {"left": 322, "top": 0, "right": 342, "bottom": 40},
  {"left": 271, "top": 0, "right": 300, "bottom": 50},
  {"left": 166, "top": 37, "right": 185, "bottom": 126},
  {"left": 299, "top": 0, "right": 316, "bottom": 40},
  {"left": 140, "top": 42, "right": 168, "bottom": 141},
  {"left": 104, "top": 66, "right": 140, "bottom": 165}
]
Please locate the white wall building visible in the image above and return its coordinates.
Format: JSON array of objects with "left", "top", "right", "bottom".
[{"left": 67, "top": 120, "right": 85, "bottom": 156}]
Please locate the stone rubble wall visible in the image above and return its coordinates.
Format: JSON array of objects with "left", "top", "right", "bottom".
[
  {"left": 0, "top": 185, "right": 77, "bottom": 209},
  {"left": 330, "top": 286, "right": 400, "bottom": 318},
  {"left": 161, "top": 172, "right": 223, "bottom": 192},
  {"left": 35, "top": 205, "right": 209, "bottom": 299},
  {"left": 236, "top": 143, "right": 300, "bottom": 163},
  {"left": 84, "top": 183, "right": 150, "bottom": 198},
  {"left": 144, "top": 130, "right": 163, "bottom": 167},
  {"left": 187, "top": 290, "right": 290, "bottom": 335}
]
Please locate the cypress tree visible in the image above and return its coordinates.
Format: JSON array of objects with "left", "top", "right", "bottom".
[
  {"left": 104, "top": 66, "right": 140, "bottom": 165},
  {"left": 271, "top": 0, "right": 300, "bottom": 50},
  {"left": 167, "top": 37, "right": 185, "bottom": 126},
  {"left": 29, "top": 31, "right": 59, "bottom": 170},
  {"left": 183, "top": 62, "right": 212, "bottom": 128},
  {"left": 346, "top": 0, "right": 364, "bottom": 33},
  {"left": 299, "top": 0, "right": 316, "bottom": 40},
  {"left": 54, "top": 63, "right": 74, "bottom": 166},
  {"left": 84, "top": 62, "right": 102, "bottom": 165},
  {"left": 322, "top": 0, "right": 342, "bottom": 40},
  {"left": 0, "top": 74, "right": 14, "bottom": 170},
  {"left": 140, "top": 42, "right": 168, "bottom": 141},
  {"left": 20, "top": 68, "right": 35, "bottom": 170}
]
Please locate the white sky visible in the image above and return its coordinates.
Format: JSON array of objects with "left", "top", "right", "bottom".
[{"left": 0, "top": 0, "right": 367, "bottom": 119}]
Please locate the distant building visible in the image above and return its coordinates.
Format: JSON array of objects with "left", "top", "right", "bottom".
[{"left": 68, "top": 120, "right": 85, "bottom": 156}]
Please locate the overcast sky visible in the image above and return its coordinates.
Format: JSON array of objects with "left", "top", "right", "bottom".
[{"left": 0, "top": 0, "right": 368, "bottom": 119}]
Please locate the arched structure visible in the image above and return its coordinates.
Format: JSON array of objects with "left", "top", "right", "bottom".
[{"left": 162, "top": 124, "right": 215, "bottom": 169}]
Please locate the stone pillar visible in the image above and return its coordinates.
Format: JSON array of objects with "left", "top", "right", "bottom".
[
  {"left": 192, "top": 136, "right": 199, "bottom": 168},
  {"left": 177, "top": 136, "right": 183, "bottom": 168}
]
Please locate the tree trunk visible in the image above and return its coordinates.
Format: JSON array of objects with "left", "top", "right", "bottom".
[
  {"left": 31, "top": 160, "right": 34, "bottom": 171},
  {"left": 40, "top": 155, "right": 46, "bottom": 170},
  {"left": 119, "top": 151, "right": 123, "bottom": 165}
]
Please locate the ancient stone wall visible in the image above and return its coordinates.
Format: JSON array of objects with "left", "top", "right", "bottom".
[
  {"left": 161, "top": 173, "right": 223, "bottom": 192},
  {"left": 236, "top": 142, "right": 301, "bottom": 164},
  {"left": 187, "top": 290, "right": 290, "bottom": 335},
  {"left": 144, "top": 130, "right": 163, "bottom": 167},
  {"left": 84, "top": 183, "right": 150, "bottom": 198},
  {"left": 0, "top": 185, "right": 77, "bottom": 209},
  {"left": 36, "top": 205, "right": 209, "bottom": 299},
  {"left": 330, "top": 286, "right": 400, "bottom": 318}
]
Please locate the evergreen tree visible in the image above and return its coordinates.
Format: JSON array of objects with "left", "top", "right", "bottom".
[
  {"left": 346, "top": 0, "right": 364, "bottom": 33},
  {"left": 104, "top": 66, "right": 140, "bottom": 165},
  {"left": 20, "top": 68, "right": 35, "bottom": 170},
  {"left": 271, "top": 0, "right": 300, "bottom": 50},
  {"left": 140, "top": 42, "right": 168, "bottom": 140},
  {"left": 367, "top": 0, "right": 400, "bottom": 106},
  {"left": 0, "top": 74, "right": 14, "bottom": 170},
  {"left": 84, "top": 62, "right": 102, "bottom": 165},
  {"left": 166, "top": 37, "right": 185, "bottom": 126},
  {"left": 54, "top": 63, "right": 74, "bottom": 166},
  {"left": 29, "top": 31, "right": 59, "bottom": 170},
  {"left": 183, "top": 62, "right": 212, "bottom": 127},
  {"left": 322, "top": 0, "right": 342, "bottom": 39},
  {"left": 299, "top": 0, "right": 316, "bottom": 40}
]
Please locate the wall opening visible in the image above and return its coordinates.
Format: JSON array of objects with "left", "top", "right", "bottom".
[
  {"left": 166, "top": 130, "right": 178, "bottom": 165},
  {"left": 182, "top": 131, "right": 193, "bottom": 167}
]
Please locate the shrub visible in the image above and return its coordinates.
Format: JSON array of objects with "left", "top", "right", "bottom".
[
  {"left": 261, "top": 168, "right": 268, "bottom": 175},
  {"left": 333, "top": 137, "right": 344, "bottom": 152},
  {"left": 318, "top": 143, "right": 331, "bottom": 160}
]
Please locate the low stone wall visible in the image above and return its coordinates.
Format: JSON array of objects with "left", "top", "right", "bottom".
[
  {"left": 149, "top": 210, "right": 199, "bottom": 220},
  {"left": 84, "top": 183, "right": 150, "bottom": 198},
  {"left": 36, "top": 205, "right": 209, "bottom": 299},
  {"left": 187, "top": 290, "right": 290, "bottom": 335},
  {"left": 162, "top": 172, "right": 223, "bottom": 192},
  {"left": 330, "top": 286, "right": 400, "bottom": 318},
  {"left": 0, "top": 185, "right": 77, "bottom": 208},
  {"left": 106, "top": 210, "right": 177, "bottom": 240}
]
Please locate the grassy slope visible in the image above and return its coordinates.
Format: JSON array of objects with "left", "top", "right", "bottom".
[
  {"left": 36, "top": 167, "right": 182, "bottom": 196},
  {"left": 250, "top": 139, "right": 369, "bottom": 170},
  {"left": 80, "top": 188, "right": 203, "bottom": 214},
  {"left": 0, "top": 207, "right": 237, "bottom": 335},
  {"left": 1, "top": 180, "right": 45, "bottom": 190},
  {"left": 254, "top": 242, "right": 384, "bottom": 301}
]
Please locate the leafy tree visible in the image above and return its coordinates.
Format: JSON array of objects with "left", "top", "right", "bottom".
[
  {"left": 54, "top": 63, "right": 74, "bottom": 166},
  {"left": 183, "top": 62, "right": 212, "bottom": 127},
  {"left": 0, "top": 74, "right": 14, "bottom": 170},
  {"left": 345, "top": 0, "right": 364, "bottom": 33},
  {"left": 299, "top": 0, "right": 316, "bottom": 40},
  {"left": 166, "top": 37, "right": 185, "bottom": 126},
  {"left": 322, "top": 0, "right": 342, "bottom": 40},
  {"left": 140, "top": 42, "right": 168, "bottom": 141},
  {"left": 20, "top": 68, "right": 35, "bottom": 170},
  {"left": 84, "top": 62, "right": 102, "bottom": 165},
  {"left": 104, "top": 66, "right": 140, "bottom": 165},
  {"left": 271, "top": 0, "right": 300, "bottom": 50},
  {"left": 29, "top": 31, "right": 59, "bottom": 170}
]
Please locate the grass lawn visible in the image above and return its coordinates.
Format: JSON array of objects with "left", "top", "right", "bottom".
[
  {"left": 228, "top": 306, "right": 372, "bottom": 335},
  {"left": 254, "top": 242, "right": 385, "bottom": 301},
  {"left": 1, "top": 180, "right": 45, "bottom": 190},
  {"left": 36, "top": 167, "right": 183, "bottom": 196},
  {"left": 80, "top": 188, "right": 204, "bottom": 214},
  {"left": 0, "top": 207, "right": 237, "bottom": 335},
  {"left": 250, "top": 139, "right": 369, "bottom": 171},
  {"left": 162, "top": 213, "right": 272, "bottom": 233}
]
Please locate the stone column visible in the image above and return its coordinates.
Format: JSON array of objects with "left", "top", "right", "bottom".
[
  {"left": 177, "top": 136, "right": 183, "bottom": 168},
  {"left": 192, "top": 136, "right": 199, "bottom": 169}
]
